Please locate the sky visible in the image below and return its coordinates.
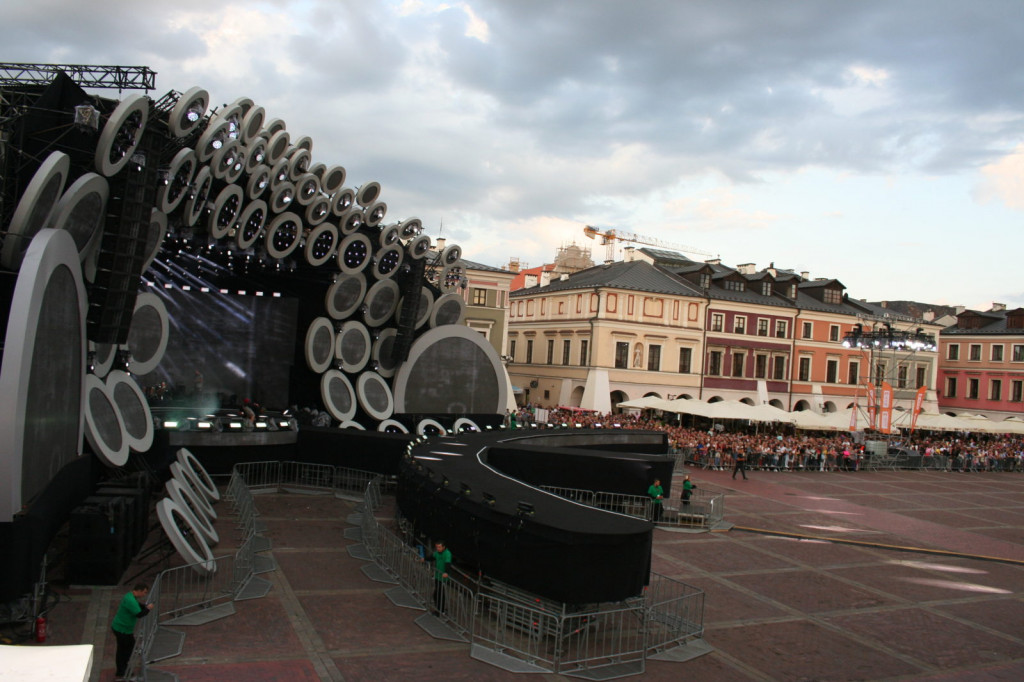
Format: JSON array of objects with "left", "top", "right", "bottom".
[{"left": 3, "top": 0, "right": 1024, "bottom": 311}]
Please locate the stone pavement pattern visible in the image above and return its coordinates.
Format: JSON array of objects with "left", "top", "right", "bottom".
[{"left": 31, "top": 469, "right": 1024, "bottom": 681}]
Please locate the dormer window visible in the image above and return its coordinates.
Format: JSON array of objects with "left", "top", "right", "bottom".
[
  {"left": 823, "top": 288, "right": 842, "bottom": 304},
  {"left": 723, "top": 279, "right": 745, "bottom": 292},
  {"left": 699, "top": 273, "right": 711, "bottom": 289},
  {"left": 761, "top": 281, "right": 772, "bottom": 296},
  {"left": 788, "top": 284, "right": 797, "bottom": 299}
]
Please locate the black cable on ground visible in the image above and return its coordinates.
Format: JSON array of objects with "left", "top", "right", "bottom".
[{"left": 730, "top": 526, "right": 1024, "bottom": 566}]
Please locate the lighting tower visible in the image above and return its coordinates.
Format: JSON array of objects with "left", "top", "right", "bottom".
[{"left": 583, "top": 225, "right": 712, "bottom": 262}]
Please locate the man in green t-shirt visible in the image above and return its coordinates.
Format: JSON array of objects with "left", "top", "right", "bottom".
[
  {"left": 431, "top": 541, "right": 452, "bottom": 615},
  {"left": 111, "top": 583, "right": 153, "bottom": 680},
  {"left": 648, "top": 479, "right": 664, "bottom": 522}
]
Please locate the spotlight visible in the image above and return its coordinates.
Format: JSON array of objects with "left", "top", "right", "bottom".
[
  {"left": 74, "top": 103, "right": 100, "bottom": 132},
  {"left": 168, "top": 86, "right": 209, "bottom": 138}
]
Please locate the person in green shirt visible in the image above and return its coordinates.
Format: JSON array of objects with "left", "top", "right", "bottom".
[
  {"left": 681, "top": 474, "right": 697, "bottom": 506},
  {"left": 430, "top": 541, "right": 452, "bottom": 615},
  {"left": 647, "top": 479, "right": 664, "bottom": 522},
  {"left": 111, "top": 583, "right": 153, "bottom": 681}
]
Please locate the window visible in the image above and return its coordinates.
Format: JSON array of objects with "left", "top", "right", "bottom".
[
  {"left": 826, "top": 359, "right": 838, "bottom": 383},
  {"left": 562, "top": 340, "right": 571, "bottom": 365},
  {"left": 678, "top": 348, "right": 692, "bottom": 373},
  {"left": 614, "top": 342, "right": 629, "bottom": 369},
  {"left": 508, "top": 339, "right": 516, "bottom": 362},
  {"left": 969, "top": 344, "right": 982, "bottom": 361},
  {"left": 472, "top": 288, "right": 487, "bottom": 305},
  {"left": 761, "top": 281, "right": 772, "bottom": 296},
  {"left": 829, "top": 325, "right": 840, "bottom": 342},
  {"left": 699, "top": 273, "right": 711, "bottom": 289},
  {"left": 734, "top": 316, "right": 746, "bottom": 334},
  {"left": 754, "top": 354, "right": 767, "bottom": 378},
  {"left": 1014, "top": 344, "right": 1024, "bottom": 362},
  {"left": 916, "top": 366, "right": 927, "bottom": 388},
  {"left": 773, "top": 356, "right": 786, "bottom": 380},
  {"left": 648, "top": 345, "right": 662, "bottom": 371},
  {"left": 848, "top": 361, "right": 859, "bottom": 386},
  {"left": 546, "top": 339, "right": 554, "bottom": 365},
  {"left": 968, "top": 378, "right": 980, "bottom": 399},
  {"left": 1012, "top": 380, "right": 1023, "bottom": 402},
  {"left": 798, "top": 357, "right": 811, "bottom": 382},
  {"left": 580, "top": 340, "right": 589, "bottom": 366},
  {"left": 990, "top": 379, "right": 1002, "bottom": 401},
  {"left": 946, "top": 377, "right": 957, "bottom": 397},
  {"left": 897, "top": 365, "right": 907, "bottom": 389},
  {"left": 992, "top": 345, "right": 1004, "bottom": 362},
  {"left": 708, "top": 350, "right": 723, "bottom": 375},
  {"left": 525, "top": 340, "right": 534, "bottom": 363},
  {"left": 732, "top": 352, "right": 745, "bottom": 377},
  {"left": 823, "top": 288, "right": 842, "bottom": 304},
  {"left": 874, "top": 362, "right": 885, "bottom": 386},
  {"left": 948, "top": 344, "right": 960, "bottom": 360},
  {"left": 788, "top": 283, "right": 798, "bottom": 299},
  {"left": 711, "top": 313, "right": 724, "bottom": 332},
  {"left": 775, "top": 320, "right": 787, "bottom": 338},
  {"left": 723, "top": 279, "right": 745, "bottom": 292},
  {"left": 757, "top": 319, "right": 769, "bottom": 336},
  {"left": 802, "top": 321, "right": 813, "bottom": 339}
]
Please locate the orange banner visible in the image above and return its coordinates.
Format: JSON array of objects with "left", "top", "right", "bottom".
[
  {"left": 879, "top": 382, "right": 894, "bottom": 434},
  {"left": 909, "top": 385, "right": 927, "bottom": 435}
]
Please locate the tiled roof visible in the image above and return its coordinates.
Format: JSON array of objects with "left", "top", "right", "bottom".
[{"left": 510, "top": 260, "right": 703, "bottom": 297}]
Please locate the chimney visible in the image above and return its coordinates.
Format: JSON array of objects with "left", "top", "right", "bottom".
[
  {"left": 624, "top": 246, "right": 636, "bottom": 262},
  {"left": 540, "top": 270, "right": 551, "bottom": 287},
  {"left": 923, "top": 311, "right": 935, "bottom": 322},
  {"left": 560, "top": 273, "right": 568, "bottom": 281},
  {"left": 705, "top": 258, "right": 721, "bottom": 266},
  {"left": 992, "top": 302, "right": 1007, "bottom": 312},
  {"left": 435, "top": 237, "right": 446, "bottom": 251},
  {"left": 955, "top": 305, "right": 966, "bottom": 315},
  {"left": 800, "top": 271, "right": 809, "bottom": 280},
  {"left": 525, "top": 274, "right": 538, "bottom": 288},
  {"left": 507, "top": 257, "right": 521, "bottom": 273},
  {"left": 737, "top": 262, "right": 756, "bottom": 275},
  {"left": 880, "top": 301, "right": 888, "bottom": 308}
]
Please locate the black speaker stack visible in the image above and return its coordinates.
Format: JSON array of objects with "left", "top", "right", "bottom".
[{"left": 68, "top": 473, "right": 151, "bottom": 585}]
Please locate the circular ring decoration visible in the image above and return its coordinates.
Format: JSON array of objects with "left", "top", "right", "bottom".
[
  {"left": 240, "top": 104, "right": 265, "bottom": 144},
  {"left": 2, "top": 152, "right": 70, "bottom": 270},
  {"left": 288, "top": 148, "right": 312, "bottom": 181},
  {"left": 362, "top": 278, "right": 401, "bottom": 328},
  {"left": 169, "top": 462, "right": 217, "bottom": 520},
  {"left": 325, "top": 272, "right": 367, "bottom": 320},
  {"left": 323, "top": 166, "right": 346, "bottom": 194},
  {"left": 210, "top": 139, "right": 240, "bottom": 180},
  {"left": 416, "top": 418, "right": 448, "bottom": 437},
  {"left": 269, "top": 181, "right": 296, "bottom": 213},
  {"left": 212, "top": 104, "right": 242, "bottom": 142},
  {"left": 139, "top": 208, "right": 167, "bottom": 275},
  {"left": 84, "top": 373, "right": 128, "bottom": 467},
  {"left": 264, "top": 211, "right": 302, "bottom": 258},
  {"left": 224, "top": 146, "right": 247, "bottom": 184},
  {"left": 430, "top": 292, "right": 466, "bottom": 328},
  {"left": 356, "top": 181, "right": 381, "bottom": 206},
  {"left": 340, "top": 208, "right": 365, "bottom": 235},
  {"left": 331, "top": 188, "right": 356, "bottom": 217},
  {"left": 236, "top": 199, "right": 267, "bottom": 249},
  {"left": 321, "top": 369, "right": 357, "bottom": 423},
  {"left": 440, "top": 263, "right": 465, "bottom": 291},
  {"left": 94, "top": 94, "right": 149, "bottom": 176},
  {"left": 440, "top": 243, "right": 463, "bottom": 267},
  {"left": 165, "top": 477, "right": 218, "bottom": 546},
  {"left": 378, "top": 223, "right": 400, "bottom": 248},
  {"left": 126, "top": 292, "right": 170, "bottom": 375},
  {"left": 106, "top": 370, "right": 154, "bottom": 453},
  {"left": 305, "top": 317, "right": 336, "bottom": 373},
  {"left": 309, "top": 162, "right": 326, "bottom": 180},
  {"left": 168, "top": 86, "right": 209, "bottom": 138},
  {"left": 304, "top": 222, "right": 337, "bottom": 266},
  {"left": 371, "top": 327, "right": 399, "bottom": 378},
  {"left": 208, "top": 184, "right": 243, "bottom": 239},
  {"left": 50, "top": 171, "right": 108, "bottom": 257},
  {"left": 396, "top": 288, "right": 433, "bottom": 330},
  {"left": 378, "top": 419, "right": 409, "bottom": 434},
  {"left": 262, "top": 117, "right": 287, "bottom": 137},
  {"left": 338, "top": 420, "right": 365, "bottom": 430},
  {"left": 356, "top": 371, "right": 394, "bottom": 421},
  {"left": 453, "top": 417, "right": 481, "bottom": 434},
  {"left": 156, "top": 498, "right": 216, "bottom": 576},
  {"left": 399, "top": 217, "right": 423, "bottom": 239},
  {"left": 246, "top": 164, "right": 271, "bottom": 200},
  {"left": 269, "top": 158, "right": 291, "bottom": 189},
  {"left": 266, "top": 129, "right": 291, "bottom": 165},
  {"left": 90, "top": 342, "right": 117, "bottom": 378},
  {"left": 176, "top": 447, "right": 221, "bottom": 503},
  {"left": 246, "top": 138, "right": 268, "bottom": 172},
  {"left": 293, "top": 135, "right": 313, "bottom": 153},
  {"left": 294, "top": 173, "right": 320, "bottom": 206},
  {"left": 183, "top": 165, "right": 213, "bottom": 227},
  {"left": 195, "top": 117, "right": 231, "bottom": 162},
  {"left": 336, "top": 232, "right": 372, "bottom": 275},
  {"left": 335, "top": 320, "right": 371, "bottom": 373},
  {"left": 157, "top": 147, "right": 196, "bottom": 213},
  {"left": 230, "top": 96, "right": 253, "bottom": 115},
  {"left": 305, "top": 197, "right": 331, "bottom": 226},
  {"left": 373, "top": 244, "right": 404, "bottom": 280},
  {"left": 407, "top": 234, "right": 431, "bottom": 260},
  {"left": 364, "top": 201, "right": 387, "bottom": 227}
]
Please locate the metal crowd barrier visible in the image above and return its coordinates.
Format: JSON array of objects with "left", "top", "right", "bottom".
[{"left": 660, "top": 488, "right": 725, "bottom": 529}]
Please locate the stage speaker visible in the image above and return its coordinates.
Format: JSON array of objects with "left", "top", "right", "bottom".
[
  {"left": 262, "top": 117, "right": 286, "bottom": 137},
  {"left": 125, "top": 292, "right": 169, "bottom": 375},
  {"left": 69, "top": 497, "right": 129, "bottom": 585},
  {"left": 362, "top": 279, "right": 400, "bottom": 328},
  {"left": 49, "top": 171, "right": 108, "bottom": 261},
  {"left": 106, "top": 370, "right": 154, "bottom": 453},
  {"left": 304, "top": 222, "right": 337, "bottom": 266},
  {"left": 371, "top": 328, "right": 400, "bottom": 378},
  {"left": 94, "top": 94, "right": 149, "bottom": 177},
  {"left": 325, "top": 272, "right": 367, "bottom": 320},
  {"left": 305, "top": 317, "right": 336, "bottom": 373},
  {"left": 84, "top": 373, "right": 128, "bottom": 467},
  {"left": 265, "top": 129, "right": 290, "bottom": 165},
  {"left": 264, "top": 211, "right": 301, "bottom": 259},
  {"left": 167, "top": 86, "right": 209, "bottom": 138},
  {"left": 236, "top": 199, "right": 267, "bottom": 250},
  {"left": 304, "top": 196, "right": 331, "bottom": 227},
  {"left": 321, "top": 370, "right": 357, "bottom": 422},
  {"left": 322, "top": 166, "right": 346, "bottom": 194},
  {"left": 331, "top": 188, "right": 355, "bottom": 217},
  {"left": 246, "top": 164, "right": 271, "bottom": 200},
  {"left": 356, "top": 181, "right": 381, "bottom": 207},
  {"left": 294, "top": 173, "right": 320, "bottom": 206},
  {"left": 269, "top": 181, "right": 296, "bottom": 214},
  {"left": 339, "top": 208, "right": 365, "bottom": 236},
  {"left": 364, "top": 201, "right": 387, "bottom": 227},
  {"left": 430, "top": 292, "right": 466, "bottom": 328},
  {"left": 399, "top": 217, "right": 422, "bottom": 239},
  {"left": 288, "top": 148, "right": 312, "bottom": 182},
  {"left": 356, "top": 371, "right": 394, "bottom": 421},
  {"left": 157, "top": 148, "right": 196, "bottom": 213},
  {"left": 335, "top": 320, "right": 371, "bottom": 373},
  {"left": 245, "top": 138, "right": 268, "bottom": 173},
  {"left": 210, "top": 139, "right": 241, "bottom": 181},
  {"left": 195, "top": 117, "right": 231, "bottom": 163},
  {"left": 208, "top": 184, "right": 243, "bottom": 239},
  {"left": 240, "top": 104, "right": 265, "bottom": 144},
  {"left": 336, "top": 232, "right": 371, "bottom": 274},
  {"left": 95, "top": 486, "right": 147, "bottom": 555},
  {"left": 372, "top": 245, "right": 403, "bottom": 280},
  {"left": 182, "top": 165, "right": 213, "bottom": 227},
  {"left": 139, "top": 209, "right": 167, "bottom": 276},
  {"left": 1, "top": 151, "right": 70, "bottom": 271}
]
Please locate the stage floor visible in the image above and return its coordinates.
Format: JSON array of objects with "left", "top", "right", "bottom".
[{"left": 31, "top": 468, "right": 1024, "bottom": 681}]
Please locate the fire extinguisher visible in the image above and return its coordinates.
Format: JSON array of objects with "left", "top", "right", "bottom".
[{"left": 35, "top": 615, "right": 47, "bottom": 643}]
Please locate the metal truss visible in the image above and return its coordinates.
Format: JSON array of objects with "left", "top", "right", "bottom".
[{"left": 0, "top": 63, "right": 156, "bottom": 91}]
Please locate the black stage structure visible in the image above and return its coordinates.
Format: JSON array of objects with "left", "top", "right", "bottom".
[{"left": 0, "top": 65, "right": 674, "bottom": 609}]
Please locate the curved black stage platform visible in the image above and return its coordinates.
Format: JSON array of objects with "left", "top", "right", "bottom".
[{"left": 398, "top": 428, "right": 675, "bottom": 605}]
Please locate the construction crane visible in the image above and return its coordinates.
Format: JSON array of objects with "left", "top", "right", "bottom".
[{"left": 583, "top": 225, "right": 713, "bottom": 262}]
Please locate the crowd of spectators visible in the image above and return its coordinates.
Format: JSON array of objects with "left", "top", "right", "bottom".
[{"left": 511, "top": 406, "right": 1024, "bottom": 473}]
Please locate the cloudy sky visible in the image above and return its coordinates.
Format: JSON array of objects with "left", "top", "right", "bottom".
[{"left": 4, "top": 0, "right": 1024, "bottom": 310}]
